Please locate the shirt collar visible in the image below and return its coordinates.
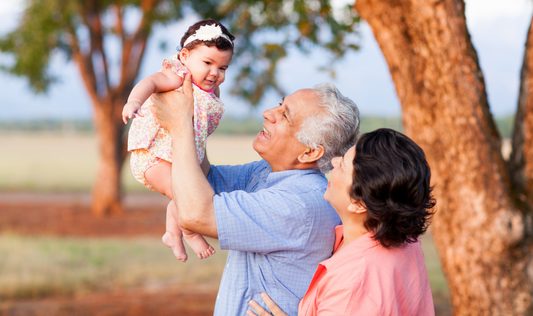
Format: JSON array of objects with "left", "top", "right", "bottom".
[
  {"left": 264, "top": 163, "right": 324, "bottom": 187},
  {"left": 322, "top": 226, "right": 379, "bottom": 269}
]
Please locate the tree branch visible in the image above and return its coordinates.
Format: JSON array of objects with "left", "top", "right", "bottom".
[
  {"left": 92, "top": 9, "right": 111, "bottom": 97},
  {"left": 66, "top": 20, "right": 100, "bottom": 106},
  {"left": 117, "top": 0, "right": 157, "bottom": 95},
  {"left": 81, "top": 2, "right": 111, "bottom": 99},
  {"left": 510, "top": 15, "right": 533, "bottom": 210},
  {"left": 114, "top": 4, "right": 125, "bottom": 41}
]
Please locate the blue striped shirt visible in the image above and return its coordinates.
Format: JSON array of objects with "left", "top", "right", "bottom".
[{"left": 208, "top": 159, "right": 341, "bottom": 316}]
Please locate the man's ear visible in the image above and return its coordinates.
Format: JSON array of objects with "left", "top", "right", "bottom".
[
  {"left": 179, "top": 48, "right": 189, "bottom": 62},
  {"left": 347, "top": 199, "right": 367, "bottom": 214},
  {"left": 298, "top": 145, "right": 325, "bottom": 164}
]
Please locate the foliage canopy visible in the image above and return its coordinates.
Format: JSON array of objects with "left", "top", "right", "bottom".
[{"left": 0, "top": 0, "right": 360, "bottom": 105}]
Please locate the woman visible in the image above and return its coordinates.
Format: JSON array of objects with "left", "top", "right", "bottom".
[{"left": 248, "top": 128, "right": 436, "bottom": 316}]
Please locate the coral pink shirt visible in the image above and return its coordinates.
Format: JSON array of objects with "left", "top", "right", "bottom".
[{"left": 299, "top": 226, "right": 435, "bottom": 316}]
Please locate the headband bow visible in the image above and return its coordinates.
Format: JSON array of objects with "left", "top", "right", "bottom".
[{"left": 183, "top": 24, "right": 233, "bottom": 48}]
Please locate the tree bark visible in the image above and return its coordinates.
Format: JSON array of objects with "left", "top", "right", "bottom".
[
  {"left": 510, "top": 17, "right": 533, "bottom": 213},
  {"left": 91, "top": 98, "right": 127, "bottom": 216},
  {"left": 355, "top": 0, "right": 533, "bottom": 314}
]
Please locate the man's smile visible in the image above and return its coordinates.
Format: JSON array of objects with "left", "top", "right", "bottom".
[{"left": 260, "top": 125, "right": 271, "bottom": 139}]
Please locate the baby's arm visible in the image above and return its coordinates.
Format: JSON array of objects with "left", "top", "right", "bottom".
[{"left": 122, "top": 68, "right": 184, "bottom": 124}]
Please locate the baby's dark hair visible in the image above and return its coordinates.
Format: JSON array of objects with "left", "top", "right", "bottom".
[
  {"left": 180, "top": 19, "right": 235, "bottom": 52},
  {"left": 350, "top": 128, "right": 436, "bottom": 248}
]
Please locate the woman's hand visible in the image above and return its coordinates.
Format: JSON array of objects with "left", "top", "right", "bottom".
[
  {"left": 247, "top": 293, "right": 289, "bottom": 316},
  {"left": 150, "top": 73, "right": 194, "bottom": 131}
]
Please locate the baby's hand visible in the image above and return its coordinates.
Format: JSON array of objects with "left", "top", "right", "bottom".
[{"left": 122, "top": 101, "right": 144, "bottom": 124}]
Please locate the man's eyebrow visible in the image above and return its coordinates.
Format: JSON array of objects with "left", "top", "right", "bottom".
[{"left": 283, "top": 98, "right": 292, "bottom": 119}]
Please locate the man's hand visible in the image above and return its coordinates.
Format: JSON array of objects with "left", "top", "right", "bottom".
[{"left": 151, "top": 74, "right": 194, "bottom": 132}]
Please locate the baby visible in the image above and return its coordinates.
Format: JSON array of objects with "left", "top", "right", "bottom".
[{"left": 122, "top": 19, "right": 234, "bottom": 262}]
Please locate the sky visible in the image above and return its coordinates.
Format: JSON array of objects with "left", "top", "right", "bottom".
[{"left": 0, "top": 0, "right": 530, "bottom": 121}]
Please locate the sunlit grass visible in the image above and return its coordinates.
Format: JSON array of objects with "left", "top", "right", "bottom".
[
  {"left": 0, "top": 231, "right": 448, "bottom": 301},
  {"left": 0, "top": 133, "right": 104, "bottom": 192},
  {"left": 0, "top": 233, "right": 227, "bottom": 300},
  {"left": 0, "top": 132, "right": 259, "bottom": 192}
]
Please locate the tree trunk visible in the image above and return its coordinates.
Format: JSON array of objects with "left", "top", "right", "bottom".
[
  {"left": 91, "top": 98, "right": 128, "bottom": 216},
  {"left": 355, "top": 0, "right": 533, "bottom": 314},
  {"left": 70, "top": 1, "right": 151, "bottom": 217},
  {"left": 510, "top": 16, "right": 533, "bottom": 212}
]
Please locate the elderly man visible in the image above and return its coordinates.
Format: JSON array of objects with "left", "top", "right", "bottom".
[{"left": 151, "top": 74, "right": 360, "bottom": 316}]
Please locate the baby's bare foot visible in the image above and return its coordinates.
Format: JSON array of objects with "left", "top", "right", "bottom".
[
  {"left": 183, "top": 233, "right": 216, "bottom": 259},
  {"left": 162, "top": 231, "right": 188, "bottom": 262}
]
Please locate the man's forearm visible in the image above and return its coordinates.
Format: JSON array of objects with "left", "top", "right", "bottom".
[{"left": 170, "top": 122, "right": 218, "bottom": 238}]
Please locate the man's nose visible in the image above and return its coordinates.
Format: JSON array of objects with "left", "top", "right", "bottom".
[{"left": 263, "top": 108, "right": 276, "bottom": 122}]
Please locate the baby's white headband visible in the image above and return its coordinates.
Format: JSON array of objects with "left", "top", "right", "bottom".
[{"left": 183, "top": 24, "right": 233, "bottom": 48}]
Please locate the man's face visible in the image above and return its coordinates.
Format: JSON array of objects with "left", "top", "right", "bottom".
[{"left": 253, "top": 89, "right": 322, "bottom": 171}]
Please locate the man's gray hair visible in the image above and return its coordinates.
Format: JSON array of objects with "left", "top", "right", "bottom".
[{"left": 296, "top": 82, "right": 360, "bottom": 173}]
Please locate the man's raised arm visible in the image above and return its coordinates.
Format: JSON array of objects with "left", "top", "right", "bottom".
[{"left": 151, "top": 74, "right": 217, "bottom": 238}]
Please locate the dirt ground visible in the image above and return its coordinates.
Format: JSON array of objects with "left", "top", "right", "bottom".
[
  {"left": 0, "top": 192, "right": 452, "bottom": 316},
  {"left": 0, "top": 192, "right": 220, "bottom": 316},
  {"left": 0, "top": 192, "right": 169, "bottom": 237},
  {"left": 0, "top": 285, "right": 217, "bottom": 316}
]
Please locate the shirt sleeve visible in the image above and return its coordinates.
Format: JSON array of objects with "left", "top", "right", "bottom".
[
  {"left": 162, "top": 54, "right": 188, "bottom": 78},
  {"left": 207, "top": 160, "right": 266, "bottom": 194},
  {"left": 214, "top": 186, "right": 312, "bottom": 254}
]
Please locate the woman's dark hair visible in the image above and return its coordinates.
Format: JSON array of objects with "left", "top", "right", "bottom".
[
  {"left": 350, "top": 128, "right": 436, "bottom": 248},
  {"left": 180, "top": 19, "right": 235, "bottom": 52}
]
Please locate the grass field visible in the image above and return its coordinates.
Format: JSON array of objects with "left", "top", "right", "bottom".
[
  {"left": 0, "top": 233, "right": 227, "bottom": 300},
  {"left": 0, "top": 133, "right": 260, "bottom": 192},
  {"left": 0, "top": 232, "right": 447, "bottom": 301},
  {"left": 0, "top": 132, "right": 449, "bottom": 302}
]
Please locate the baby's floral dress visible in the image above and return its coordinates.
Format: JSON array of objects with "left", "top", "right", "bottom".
[{"left": 128, "top": 54, "right": 224, "bottom": 190}]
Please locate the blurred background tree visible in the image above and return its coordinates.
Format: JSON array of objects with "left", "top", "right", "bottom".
[
  {"left": 355, "top": 0, "right": 533, "bottom": 314},
  {"left": 0, "top": 0, "right": 359, "bottom": 216}
]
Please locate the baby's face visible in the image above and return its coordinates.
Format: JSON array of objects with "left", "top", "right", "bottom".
[{"left": 180, "top": 45, "right": 233, "bottom": 92}]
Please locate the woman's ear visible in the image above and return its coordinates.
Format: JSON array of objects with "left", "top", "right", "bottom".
[
  {"left": 348, "top": 199, "right": 367, "bottom": 214},
  {"left": 297, "top": 145, "right": 325, "bottom": 164}
]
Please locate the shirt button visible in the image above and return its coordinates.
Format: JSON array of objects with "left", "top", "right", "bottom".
[{"left": 227, "top": 263, "right": 230, "bottom": 268}]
